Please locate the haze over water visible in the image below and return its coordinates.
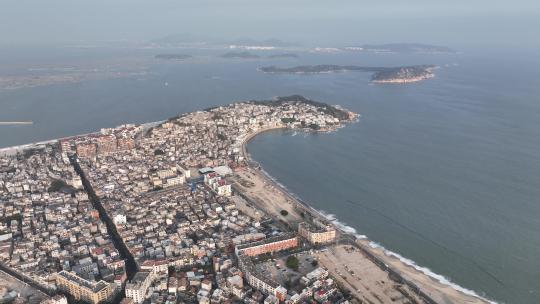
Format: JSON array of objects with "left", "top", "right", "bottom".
[
  {"left": 1, "top": 1, "right": 540, "bottom": 303},
  {"left": 1, "top": 46, "right": 540, "bottom": 303}
]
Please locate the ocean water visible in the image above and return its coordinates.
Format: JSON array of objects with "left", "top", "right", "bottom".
[{"left": 1, "top": 47, "right": 540, "bottom": 303}]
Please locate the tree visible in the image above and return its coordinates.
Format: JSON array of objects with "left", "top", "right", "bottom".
[
  {"left": 48, "top": 179, "right": 67, "bottom": 192},
  {"left": 286, "top": 255, "right": 299, "bottom": 270},
  {"left": 280, "top": 210, "right": 288, "bottom": 217},
  {"left": 281, "top": 117, "right": 296, "bottom": 124},
  {"left": 308, "top": 123, "right": 320, "bottom": 130}
]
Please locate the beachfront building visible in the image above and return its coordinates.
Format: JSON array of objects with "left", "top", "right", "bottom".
[
  {"left": 55, "top": 271, "right": 115, "bottom": 304},
  {"left": 235, "top": 233, "right": 298, "bottom": 257},
  {"left": 76, "top": 142, "right": 97, "bottom": 159},
  {"left": 298, "top": 222, "right": 336, "bottom": 245}
]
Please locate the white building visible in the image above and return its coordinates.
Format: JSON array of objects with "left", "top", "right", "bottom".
[
  {"left": 165, "top": 175, "right": 185, "bottom": 187},
  {"left": 41, "top": 295, "right": 68, "bottom": 304},
  {"left": 125, "top": 271, "right": 154, "bottom": 303},
  {"left": 298, "top": 222, "right": 336, "bottom": 245},
  {"left": 216, "top": 183, "right": 232, "bottom": 196},
  {"left": 113, "top": 214, "right": 127, "bottom": 225}
]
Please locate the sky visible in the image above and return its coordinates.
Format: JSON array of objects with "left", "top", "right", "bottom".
[{"left": 2, "top": 0, "right": 539, "bottom": 48}]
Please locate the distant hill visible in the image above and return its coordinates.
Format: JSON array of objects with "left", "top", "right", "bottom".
[
  {"left": 371, "top": 65, "right": 436, "bottom": 83},
  {"left": 259, "top": 64, "right": 436, "bottom": 83},
  {"left": 345, "top": 43, "right": 456, "bottom": 54}
]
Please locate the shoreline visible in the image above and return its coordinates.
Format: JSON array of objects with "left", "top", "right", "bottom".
[
  {"left": 0, "top": 120, "right": 164, "bottom": 155},
  {"left": 239, "top": 126, "right": 495, "bottom": 304},
  {"left": 0, "top": 111, "right": 495, "bottom": 303}
]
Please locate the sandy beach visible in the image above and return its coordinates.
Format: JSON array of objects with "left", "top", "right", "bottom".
[{"left": 232, "top": 126, "right": 492, "bottom": 304}]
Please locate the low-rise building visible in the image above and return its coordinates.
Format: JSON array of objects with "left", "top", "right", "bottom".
[
  {"left": 125, "top": 271, "right": 154, "bottom": 303},
  {"left": 55, "top": 271, "right": 114, "bottom": 304},
  {"left": 298, "top": 222, "right": 336, "bottom": 245},
  {"left": 235, "top": 233, "right": 298, "bottom": 257}
]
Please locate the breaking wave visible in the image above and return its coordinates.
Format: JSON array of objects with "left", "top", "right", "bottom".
[
  {"left": 317, "top": 210, "right": 367, "bottom": 239},
  {"left": 248, "top": 144, "right": 498, "bottom": 304},
  {"left": 368, "top": 241, "right": 498, "bottom": 304},
  {"left": 316, "top": 210, "right": 497, "bottom": 303}
]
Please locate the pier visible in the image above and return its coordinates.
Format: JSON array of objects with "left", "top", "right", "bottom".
[{"left": 0, "top": 121, "right": 33, "bottom": 125}]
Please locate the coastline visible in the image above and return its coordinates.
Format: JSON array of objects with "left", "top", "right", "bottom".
[
  {"left": 0, "top": 111, "right": 495, "bottom": 303},
  {"left": 371, "top": 73, "right": 435, "bottom": 84},
  {"left": 239, "top": 126, "right": 495, "bottom": 304},
  {"left": 0, "top": 119, "right": 164, "bottom": 156}
]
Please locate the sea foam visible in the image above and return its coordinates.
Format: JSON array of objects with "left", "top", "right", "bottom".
[
  {"left": 319, "top": 212, "right": 499, "bottom": 304},
  {"left": 252, "top": 155, "right": 498, "bottom": 304}
]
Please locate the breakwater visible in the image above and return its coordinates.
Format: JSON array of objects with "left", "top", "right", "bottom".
[{"left": 0, "top": 121, "right": 33, "bottom": 125}]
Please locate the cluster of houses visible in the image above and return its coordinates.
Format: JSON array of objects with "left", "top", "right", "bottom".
[
  {"left": 0, "top": 98, "right": 351, "bottom": 303},
  {"left": 60, "top": 125, "right": 139, "bottom": 159},
  {"left": 0, "top": 146, "right": 125, "bottom": 303}
]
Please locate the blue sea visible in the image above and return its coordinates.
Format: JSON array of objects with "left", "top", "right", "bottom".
[{"left": 1, "top": 46, "right": 539, "bottom": 303}]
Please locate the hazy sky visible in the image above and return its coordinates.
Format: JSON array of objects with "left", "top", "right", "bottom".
[{"left": 2, "top": 0, "right": 539, "bottom": 48}]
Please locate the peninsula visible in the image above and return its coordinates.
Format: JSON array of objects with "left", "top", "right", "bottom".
[
  {"left": 0, "top": 96, "right": 491, "bottom": 304},
  {"left": 260, "top": 65, "right": 436, "bottom": 83}
]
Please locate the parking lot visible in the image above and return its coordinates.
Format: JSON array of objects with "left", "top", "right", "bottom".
[{"left": 254, "top": 251, "right": 319, "bottom": 291}]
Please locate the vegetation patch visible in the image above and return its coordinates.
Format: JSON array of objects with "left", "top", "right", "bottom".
[
  {"left": 281, "top": 117, "right": 296, "bottom": 124},
  {"left": 286, "top": 255, "right": 299, "bottom": 270},
  {"left": 48, "top": 179, "right": 68, "bottom": 192}
]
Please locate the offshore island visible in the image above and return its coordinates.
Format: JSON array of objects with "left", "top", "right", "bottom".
[
  {"left": 260, "top": 65, "right": 436, "bottom": 83},
  {"left": 0, "top": 96, "right": 490, "bottom": 304}
]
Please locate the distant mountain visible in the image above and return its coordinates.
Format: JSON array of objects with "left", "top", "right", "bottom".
[
  {"left": 345, "top": 43, "right": 456, "bottom": 54},
  {"left": 221, "top": 51, "right": 260, "bottom": 59},
  {"left": 259, "top": 64, "right": 436, "bottom": 83},
  {"left": 371, "top": 65, "right": 436, "bottom": 83}
]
